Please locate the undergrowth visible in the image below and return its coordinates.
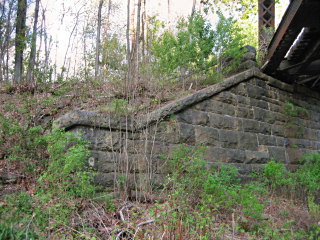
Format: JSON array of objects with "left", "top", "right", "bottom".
[{"left": 138, "top": 146, "right": 320, "bottom": 240}]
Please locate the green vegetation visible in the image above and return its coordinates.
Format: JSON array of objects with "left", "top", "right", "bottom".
[
  {"left": 144, "top": 146, "right": 319, "bottom": 239},
  {"left": 152, "top": 12, "right": 245, "bottom": 85}
]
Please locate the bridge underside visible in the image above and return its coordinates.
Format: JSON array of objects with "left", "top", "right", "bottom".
[{"left": 262, "top": 0, "right": 320, "bottom": 90}]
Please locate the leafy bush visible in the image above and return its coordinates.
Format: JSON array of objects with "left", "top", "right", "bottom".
[
  {"left": 152, "top": 11, "right": 245, "bottom": 83},
  {"left": 262, "top": 159, "right": 293, "bottom": 190},
  {"left": 38, "top": 129, "right": 95, "bottom": 198},
  {"left": 296, "top": 153, "right": 320, "bottom": 194},
  {"left": 0, "top": 129, "right": 96, "bottom": 238}
]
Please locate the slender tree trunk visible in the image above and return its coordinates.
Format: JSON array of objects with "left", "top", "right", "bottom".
[
  {"left": 135, "top": 0, "right": 141, "bottom": 64},
  {"left": 130, "top": 0, "right": 136, "bottom": 60},
  {"left": 101, "top": 0, "right": 112, "bottom": 75},
  {"left": 14, "top": 0, "right": 27, "bottom": 83},
  {"left": 126, "top": 0, "right": 131, "bottom": 60},
  {"left": 141, "top": 0, "right": 146, "bottom": 60},
  {"left": 26, "top": 0, "right": 40, "bottom": 84},
  {"left": 126, "top": 0, "right": 131, "bottom": 98},
  {"left": 191, "top": 0, "right": 196, "bottom": 17},
  {"left": 95, "top": 0, "right": 104, "bottom": 80},
  {"left": 61, "top": 7, "right": 82, "bottom": 80},
  {"left": 167, "top": 0, "right": 170, "bottom": 25},
  {"left": 82, "top": 23, "right": 88, "bottom": 79}
]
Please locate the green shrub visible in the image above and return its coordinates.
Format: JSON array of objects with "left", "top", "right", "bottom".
[
  {"left": 38, "top": 129, "right": 95, "bottom": 198},
  {"left": 296, "top": 153, "right": 320, "bottom": 194},
  {"left": 262, "top": 160, "right": 293, "bottom": 190},
  {"left": 152, "top": 11, "right": 245, "bottom": 82}
]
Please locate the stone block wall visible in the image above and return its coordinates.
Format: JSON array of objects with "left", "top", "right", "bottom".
[{"left": 55, "top": 68, "right": 320, "bottom": 188}]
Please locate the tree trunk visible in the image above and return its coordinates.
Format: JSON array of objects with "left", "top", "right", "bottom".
[
  {"left": 126, "top": 0, "right": 131, "bottom": 59},
  {"left": 191, "top": 0, "right": 196, "bottom": 17},
  {"left": 130, "top": 0, "right": 136, "bottom": 60},
  {"left": 141, "top": 0, "right": 146, "bottom": 60},
  {"left": 95, "top": 0, "right": 104, "bottom": 80},
  {"left": 135, "top": 0, "right": 141, "bottom": 65},
  {"left": 26, "top": 0, "right": 40, "bottom": 84},
  {"left": 14, "top": 0, "right": 27, "bottom": 83},
  {"left": 126, "top": 0, "right": 131, "bottom": 98}
]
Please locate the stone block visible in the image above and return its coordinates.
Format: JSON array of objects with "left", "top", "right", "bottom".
[
  {"left": 242, "top": 119, "right": 260, "bottom": 133},
  {"left": 268, "top": 102, "right": 283, "bottom": 113},
  {"left": 194, "top": 100, "right": 235, "bottom": 116},
  {"left": 237, "top": 95, "right": 251, "bottom": 106},
  {"left": 250, "top": 98, "right": 269, "bottom": 110},
  {"left": 235, "top": 106, "right": 253, "bottom": 119},
  {"left": 194, "top": 125, "right": 219, "bottom": 146},
  {"left": 257, "top": 134, "right": 276, "bottom": 146},
  {"left": 253, "top": 107, "right": 275, "bottom": 123},
  {"left": 227, "top": 149, "right": 246, "bottom": 163},
  {"left": 276, "top": 137, "right": 288, "bottom": 147},
  {"left": 245, "top": 150, "right": 269, "bottom": 164},
  {"left": 271, "top": 125, "right": 286, "bottom": 137},
  {"left": 153, "top": 121, "right": 180, "bottom": 144},
  {"left": 246, "top": 84, "right": 268, "bottom": 99},
  {"left": 287, "top": 138, "right": 313, "bottom": 149},
  {"left": 72, "top": 127, "right": 122, "bottom": 151},
  {"left": 273, "top": 112, "right": 287, "bottom": 125},
  {"left": 94, "top": 173, "right": 115, "bottom": 187},
  {"left": 259, "top": 122, "right": 272, "bottom": 134},
  {"left": 230, "top": 83, "right": 247, "bottom": 96},
  {"left": 310, "top": 111, "right": 320, "bottom": 122},
  {"left": 178, "top": 122, "right": 195, "bottom": 144},
  {"left": 268, "top": 147, "right": 286, "bottom": 162},
  {"left": 89, "top": 151, "right": 118, "bottom": 173},
  {"left": 204, "top": 147, "right": 227, "bottom": 163},
  {"left": 176, "top": 109, "right": 209, "bottom": 126},
  {"left": 212, "top": 91, "right": 237, "bottom": 104},
  {"left": 252, "top": 78, "right": 267, "bottom": 88},
  {"left": 127, "top": 140, "right": 169, "bottom": 154},
  {"left": 208, "top": 113, "right": 240, "bottom": 130},
  {"left": 286, "top": 148, "right": 305, "bottom": 164},
  {"left": 219, "top": 130, "right": 239, "bottom": 148},
  {"left": 238, "top": 132, "right": 258, "bottom": 151}
]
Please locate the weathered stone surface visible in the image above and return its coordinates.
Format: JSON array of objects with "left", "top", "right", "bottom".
[
  {"left": 219, "top": 130, "right": 238, "bottom": 148},
  {"left": 259, "top": 122, "right": 272, "bottom": 135},
  {"left": 55, "top": 66, "right": 320, "bottom": 186},
  {"left": 235, "top": 106, "right": 253, "bottom": 119},
  {"left": 178, "top": 123, "right": 195, "bottom": 144},
  {"left": 271, "top": 124, "right": 286, "bottom": 137},
  {"left": 212, "top": 91, "right": 237, "bottom": 104},
  {"left": 236, "top": 95, "right": 251, "bottom": 106},
  {"left": 246, "top": 84, "right": 268, "bottom": 99},
  {"left": 205, "top": 147, "right": 227, "bottom": 162},
  {"left": 227, "top": 149, "right": 246, "bottom": 163},
  {"left": 268, "top": 147, "right": 287, "bottom": 162},
  {"left": 208, "top": 113, "right": 240, "bottom": 130},
  {"left": 242, "top": 119, "right": 260, "bottom": 133},
  {"left": 238, "top": 132, "right": 258, "bottom": 151},
  {"left": 194, "top": 100, "right": 235, "bottom": 116},
  {"left": 230, "top": 82, "right": 247, "bottom": 96},
  {"left": 127, "top": 140, "right": 169, "bottom": 154},
  {"left": 94, "top": 173, "right": 115, "bottom": 187},
  {"left": 245, "top": 151, "right": 269, "bottom": 164},
  {"left": 176, "top": 109, "right": 209, "bottom": 126},
  {"left": 72, "top": 127, "right": 121, "bottom": 151},
  {"left": 194, "top": 126, "right": 219, "bottom": 146},
  {"left": 89, "top": 151, "right": 118, "bottom": 172},
  {"left": 152, "top": 121, "right": 180, "bottom": 144},
  {"left": 250, "top": 98, "right": 269, "bottom": 110}
]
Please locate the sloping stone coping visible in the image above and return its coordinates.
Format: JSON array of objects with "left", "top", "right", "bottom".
[{"left": 54, "top": 67, "right": 308, "bottom": 131}]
